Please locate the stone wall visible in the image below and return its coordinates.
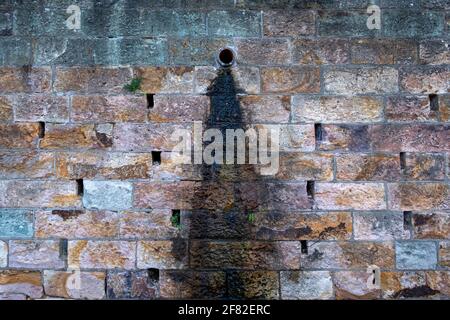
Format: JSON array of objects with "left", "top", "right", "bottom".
[{"left": 0, "top": 0, "right": 449, "bottom": 300}]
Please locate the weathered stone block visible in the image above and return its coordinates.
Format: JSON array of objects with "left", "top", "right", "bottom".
[
  {"left": 0, "top": 180, "right": 81, "bottom": 208},
  {"left": 0, "top": 96, "right": 13, "bottom": 121},
  {"left": 280, "top": 271, "right": 333, "bottom": 300},
  {"left": 195, "top": 66, "right": 260, "bottom": 94},
  {"left": 402, "top": 153, "right": 445, "bottom": 180},
  {"left": 235, "top": 38, "right": 291, "bottom": 65},
  {"left": 336, "top": 154, "right": 401, "bottom": 181},
  {"left": 419, "top": 39, "right": 450, "bottom": 64},
  {"left": 227, "top": 271, "right": 279, "bottom": 299},
  {"left": 14, "top": 95, "right": 68, "bottom": 122},
  {"left": 134, "top": 67, "right": 194, "bottom": 94},
  {"left": 381, "top": 271, "right": 430, "bottom": 299},
  {"left": 400, "top": 66, "right": 449, "bottom": 94},
  {"left": 40, "top": 124, "right": 113, "bottom": 149},
  {"left": 72, "top": 95, "right": 147, "bottom": 123},
  {"left": 324, "top": 67, "right": 398, "bottom": 94},
  {"left": 412, "top": 211, "right": 450, "bottom": 239},
  {"left": 208, "top": 10, "right": 261, "bottom": 37},
  {"left": 396, "top": 241, "right": 437, "bottom": 270},
  {"left": 370, "top": 124, "right": 449, "bottom": 152},
  {"left": 385, "top": 96, "right": 438, "bottom": 122},
  {"left": 318, "top": 11, "right": 378, "bottom": 37},
  {"left": 107, "top": 270, "right": 159, "bottom": 299},
  {"left": 169, "top": 38, "right": 232, "bottom": 65},
  {"left": 253, "top": 124, "right": 315, "bottom": 152},
  {"left": 83, "top": 181, "right": 132, "bottom": 211},
  {"left": 9, "top": 240, "right": 65, "bottom": 269},
  {"left": 150, "top": 95, "right": 209, "bottom": 123},
  {"left": 54, "top": 67, "right": 132, "bottom": 94},
  {"left": 44, "top": 271, "right": 106, "bottom": 300},
  {"left": 56, "top": 152, "right": 151, "bottom": 180},
  {"left": 190, "top": 241, "right": 301, "bottom": 270},
  {"left": 333, "top": 272, "right": 381, "bottom": 299},
  {"left": 160, "top": 271, "right": 226, "bottom": 299},
  {"left": 137, "top": 240, "right": 188, "bottom": 269},
  {"left": 0, "top": 271, "right": 43, "bottom": 299},
  {"left": 439, "top": 242, "right": 450, "bottom": 268},
  {"left": 0, "top": 38, "right": 31, "bottom": 66},
  {"left": 152, "top": 151, "right": 203, "bottom": 181},
  {"left": 383, "top": 10, "right": 444, "bottom": 38},
  {"left": 440, "top": 94, "right": 450, "bottom": 122},
  {"left": 292, "top": 39, "right": 350, "bottom": 65},
  {"left": 388, "top": 183, "right": 449, "bottom": 211},
  {"left": 351, "top": 39, "right": 417, "bottom": 64},
  {"left": 0, "top": 10, "right": 12, "bottom": 36},
  {"left": 68, "top": 240, "right": 136, "bottom": 270},
  {"left": 353, "top": 212, "right": 409, "bottom": 240},
  {"left": 425, "top": 271, "right": 450, "bottom": 298},
  {"left": 0, "top": 241, "right": 6, "bottom": 267},
  {"left": 301, "top": 241, "right": 395, "bottom": 269},
  {"left": 315, "top": 183, "right": 386, "bottom": 210},
  {"left": 293, "top": 96, "right": 383, "bottom": 123},
  {"left": 139, "top": 10, "right": 207, "bottom": 37},
  {"left": 255, "top": 211, "right": 352, "bottom": 241},
  {"left": 0, "top": 123, "right": 40, "bottom": 148},
  {"left": 35, "top": 210, "right": 120, "bottom": 239},
  {"left": 263, "top": 10, "right": 315, "bottom": 36},
  {"left": 275, "top": 152, "right": 333, "bottom": 181},
  {"left": 119, "top": 210, "right": 181, "bottom": 239},
  {"left": 0, "top": 210, "right": 33, "bottom": 238},
  {"left": 240, "top": 95, "right": 290, "bottom": 123},
  {"left": 0, "top": 67, "right": 51, "bottom": 93},
  {"left": 0, "top": 151, "right": 54, "bottom": 179},
  {"left": 261, "top": 67, "right": 320, "bottom": 93}
]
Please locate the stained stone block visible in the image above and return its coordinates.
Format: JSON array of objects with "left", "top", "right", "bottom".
[
  {"left": 83, "top": 181, "right": 133, "bottom": 211},
  {"left": 396, "top": 241, "right": 438, "bottom": 270}
]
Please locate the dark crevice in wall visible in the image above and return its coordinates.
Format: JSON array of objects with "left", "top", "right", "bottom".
[
  {"left": 300, "top": 240, "right": 308, "bottom": 254},
  {"left": 151, "top": 151, "right": 161, "bottom": 165},
  {"left": 38, "top": 121, "right": 45, "bottom": 138},
  {"left": 429, "top": 94, "right": 439, "bottom": 112},
  {"left": 146, "top": 94, "right": 154, "bottom": 109},
  {"left": 76, "top": 179, "right": 84, "bottom": 196},
  {"left": 399, "top": 152, "right": 406, "bottom": 172},
  {"left": 306, "top": 181, "right": 315, "bottom": 200},
  {"left": 403, "top": 211, "right": 413, "bottom": 231}
]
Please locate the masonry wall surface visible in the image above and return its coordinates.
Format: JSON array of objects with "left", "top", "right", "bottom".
[{"left": 0, "top": 0, "right": 449, "bottom": 300}]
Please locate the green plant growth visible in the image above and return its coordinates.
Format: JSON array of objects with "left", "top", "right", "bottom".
[
  {"left": 171, "top": 210, "right": 181, "bottom": 229},
  {"left": 123, "top": 77, "right": 142, "bottom": 93},
  {"left": 247, "top": 212, "right": 256, "bottom": 223}
]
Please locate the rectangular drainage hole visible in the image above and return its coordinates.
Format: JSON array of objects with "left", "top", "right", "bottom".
[
  {"left": 403, "top": 211, "right": 412, "bottom": 229},
  {"left": 147, "top": 268, "right": 159, "bottom": 282},
  {"left": 399, "top": 152, "right": 406, "bottom": 171},
  {"left": 429, "top": 94, "right": 439, "bottom": 112},
  {"left": 152, "top": 151, "right": 161, "bottom": 165},
  {"left": 306, "top": 181, "right": 315, "bottom": 200},
  {"left": 300, "top": 240, "right": 308, "bottom": 254},
  {"left": 59, "top": 239, "right": 68, "bottom": 259},
  {"left": 146, "top": 94, "right": 154, "bottom": 109},
  {"left": 314, "top": 123, "right": 323, "bottom": 142},
  {"left": 76, "top": 179, "right": 84, "bottom": 196},
  {"left": 38, "top": 122, "right": 45, "bottom": 138},
  {"left": 171, "top": 209, "right": 181, "bottom": 228}
]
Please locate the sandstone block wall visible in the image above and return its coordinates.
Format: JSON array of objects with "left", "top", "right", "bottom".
[{"left": 0, "top": 0, "right": 449, "bottom": 300}]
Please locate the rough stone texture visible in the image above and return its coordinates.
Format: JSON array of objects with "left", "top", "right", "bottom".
[
  {"left": 400, "top": 66, "right": 449, "bottom": 94},
  {"left": 440, "top": 242, "right": 450, "bottom": 268},
  {"left": 137, "top": 240, "right": 188, "bottom": 269},
  {"left": 0, "top": 67, "right": 51, "bottom": 93},
  {"left": 195, "top": 66, "right": 260, "bottom": 94},
  {"left": 293, "top": 96, "right": 383, "bottom": 123},
  {"left": 107, "top": 270, "right": 159, "bottom": 299},
  {"left": 240, "top": 95, "right": 290, "bottom": 123},
  {"left": 44, "top": 271, "right": 106, "bottom": 300},
  {"left": 385, "top": 96, "right": 438, "bottom": 122},
  {"left": 40, "top": 124, "right": 114, "bottom": 149},
  {"left": 0, "top": 271, "right": 43, "bottom": 299},
  {"left": 292, "top": 39, "right": 350, "bottom": 65},
  {"left": 0, "top": 123, "right": 40, "bottom": 148},
  {"left": 56, "top": 152, "right": 151, "bottom": 180},
  {"left": 388, "top": 183, "right": 449, "bottom": 211},
  {"left": 150, "top": 95, "right": 209, "bottom": 123},
  {"left": 9, "top": 240, "right": 65, "bottom": 269},
  {"left": 335, "top": 154, "right": 401, "bottom": 181},
  {"left": 411, "top": 212, "right": 450, "bottom": 239},
  {"left": 301, "top": 241, "right": 395, "bottom": 269},
  {"left": 160, "top": 271, "right": 226, "bottom": 299},
  {"left": 0, "top": 180, "right": 81, "bottom": 208},
  {"left": 402, "top": 153, "right": 446, "bottom": 181},
  {"left": 333, "top": 272, "right": 381, "bottom": 300},
  {"left": 119, "top": 210, "right": 181, "bottom": 239},
  {"left": 351, "top": 39, "right": 417, "bottom": 65},
  {"left": 353, "top": 212, "right": 409, "bottom": 240},
  {"left": 263, "top": 10, "right": 315, "bottom": 37},
  {"left": 14, "top": 95, "right": 68, "bottom": 122},
  {"left": 261, "top": 67, "right": 320, "bottom": 93},
  {"left": 396, "top": 241, "right": 438, "bottom": 270},
  {"left": 83, "top": 181, "right": 133, "bottom": 211},
  {"left": 35, "top": 210, "right": 120, "bottom": 239},
  {"left": 68, "top": 241, "right": 136, "bottom": 270},
  {"left": 0, "top": 241, "right": 7, "bottom": 267},
  {"left": 236, "top": 38, "right": 291, "bottom": 65},
  {"left": 280, "top": 271, "right": 333, "bottom": 300},
  {"left": 0, "top": 151, "right": 54, "bottom": 179},
  {"left": 0, "top": 210, "right": 33, "bottom": 238},
  {"left": 324, "top": 67, "right": 399, "bottom": 94},
  {"left": 315, "top": 183, "right": 386, "bottom": 210},
  {"left": 134, "top": 67, "right": 194, "bottom": 94},
  {"left": 227, "top": 271, "right": 279, "bottom": 299}
]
